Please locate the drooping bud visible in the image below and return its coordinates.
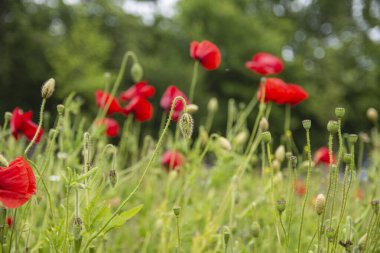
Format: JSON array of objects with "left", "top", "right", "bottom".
[
  {"left": 108, "top": 169, "right": 117, "bottom": 187},
  {"left": 251, "top": 222, "right": 260, "bottom": 238},
  {"left": 348, "top": 134, "right": 358, "bottom": 145},
  {"left": 0, "top": 154, "right": 9, "bottom": 167},
  {"left": 173, "top": 206, "right": 181, "bottom": 217},
  {"left": 335, "top": 107, "right": 345, "bottom": 119},
  {"left": 186, "top": 104, "right": 199, "bottom": 114},
  {"left": 4, "top": 112, "right": 12, "bottom": 121},
  {"left": 302, "top": 119, "right": 311, "bottom": 130},
  {"left": 179, "top": 112, "right": 194, "bottom": 139},
  {"left": 57, "top": 104, "right": 65, "bottom": 115},
  {"left": 41, "top": 78, "right": 55, "bottom": 99},
  {"left": 276, "top": 199, "right": 286, "bottom": 214},
  {"left": 315, "top": 194, "right": 326, "bottom": 215},
  {"left": 131, "top": 62, "right": 143, "bottom": 82},
  {"left": 371, "top": 200, "right": 379, "bottom": 214},
  {"left": 367, "top": 107, "right": 378, "bottom": 123},
  {"left": 327, "top": 120, "right": 339, "bottom": 134},
  {"left": 72, "top": 217, "right": 83, "bottom": 240},
  {"left": 326, "top": 227, "right": 335, "bottom": 242},
  {"left": 218, "top": 137, "right": 232, "bottom": 151},
  {"left": 275, "top": 145, "right": 286, "bottom": 162},
  {"left": 343, "top": 154, "right": 352, "bottom": 165},
  {"left": 207, "top": 98, "right": 218, "bottom": 113},
  {"left": 223, "top": 226, "right": 231, "bottom": 246},
  {"left": 261, "top": 131, "right": 271, "bottom": 143},
  {"left": 259, "top": 117, "right": 269, "bottom": 131}
]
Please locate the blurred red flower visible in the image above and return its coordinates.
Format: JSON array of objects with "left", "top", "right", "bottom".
[
  {"left": 257, "top": 78, "right": 287, "bottom": 104},
  {"left": 10, "top": 108, "right": 43, "bottom": 143},
  {"left": 95, "top": 90, "right": 123, "bottom": 115},
  {"left": 96, "top": 118, "right": 120, "bottom": 138},
  {"left": 295, "top": 179, "right": 306, "bottom": 197},
  {"left": 245, "top": 52, "right": 284, "bottom": 75},
  {"left": 314, "top": 147, "right": 336, "bottom": 166},
  {"left": 0, "top": 157, "right": 36, "bottom": 208},
  {"left": 161, "top": 150, "right": 184, "bottom": 171},
  {"left": 6, "top": 216, "right": 13, "bottom": 228},
  {"left": 120, "top": 81, "right": 155, "bottom": 102},
  {"left": 160, "top": 85, "right": 189, "bottom": 121},
  {"left": 284, "top": 84, "right": 309, "bottom": 106},
  {"left": 190, "top": 40, "right": 221, "bottom": 70},
  {"left": 123, "top": 97, "right": 153, "bottom": 122}
]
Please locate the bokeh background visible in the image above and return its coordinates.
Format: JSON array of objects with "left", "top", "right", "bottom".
[{"left": 1, "top": 0, "right": 380, "bottom": 146}]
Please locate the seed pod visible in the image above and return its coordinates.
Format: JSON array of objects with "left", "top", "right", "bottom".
[
  {"left": 343, "top": 154, "right": 352, "bottom": 165},
  {"left": 179, "top": 112, "right": 194, "bottom": 139},
  {"left": 315, "top": 194, "right": 326, "bottom": 215},
  {"left": 131, "top": 62, "right": 143, "bottom": 82},
  {"left": 335, "top": 107, "right": 345, "bottom": 119},
  {"left": 261, "top": 131, "right": 271, "bottom": 143},
  {"left": 57, "top": 104, "right": 65, "bottom": 115},
  {"left": 327, "top": 120, "right": 339, "bottom": 133},
  {"left": 367, "top": 107, "right": 378, "bottom": 123},
  {"left": 302, "top": 119, "right": 311, "bottom": 130},
  {"left": 173, "top": 206, "right": 181, "bottom": 216},
  {"left": 348, "top": 134, "right": 358, "bottom": 145},
  {"left": 259, "top": 117, "right": 269, "bottom": 131},
  {"left": 276, "top": 199, "right": 286, "bottom": 214},
  {"left": 41, "top": 78, "right": 55, "bottom": 99}
]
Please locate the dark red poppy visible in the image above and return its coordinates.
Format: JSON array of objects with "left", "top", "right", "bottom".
[
  {"left": 120, "top": 81, "right": 155, "bottom": 102},
  {"left": 10, "top": 108, "right": 43, "bottom": 143},
  {"left": 0, "top": 157, "right": 36, "bottom": 209},
  {"left": 314, "top": 147, "right": 336, "bottom": 166},
  {"left": 190, "top": 40, "right": 221, "bottom": 70},
  {"left": 160, "top": 85, "right": 189, "bottom": 121},
  {"left": 161, "top": 150, "right": 184, "bottom": 171},
  {"left": 284, "top": 84, "right": 309, "bottom": 106},
  {"left": 257, "top": 78, "right": 287, "bottom": 104},
  {"left": 95, "top": 90, "right": 123, "bottom": 115},
  {"left": 123, "top": 97, "right": 153, "bottom": 122},
  {"left": 96, "top": 118, "right": 120, "bottom": 138},
  {"left": 6, "top": 216, "right": 13, "bottom": 228},
  {"left": 245, "top": 52, "right": 284, "bottom": 75}
]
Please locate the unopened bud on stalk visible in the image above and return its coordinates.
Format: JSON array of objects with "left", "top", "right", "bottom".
[
  {"left": 302, "top": 119, "right": 311, "bottom": 130},
  {"left": 348, "top": 134, "right": 358, "bottom": 145},
  {"left": 179, "top": 112, "right": 194, "bottom": 139},
  {"left": 234, "top": 131, "right": 248, "bottom": 145},
  {"left": 335, "top": 107, "right": 345, "bottom": 119},
  {"left": 290, "top": 156, "right": 297, "bottom": 168},
  {"left": 275, "top": 145, "right": 285, "bottom": 162},
  {"left": 57, "top": 104, "right": 65, "bottom": 115},
  {"left": 41, "top": 78, "right": 55, "bottom": 99},
  {"left": 4, "top": 112, "right": 12, "bottom": 121},
  {"left": 131, "top": 62, "right": 143, "bottom": 82},
  {"left": 327, "top": 120, "right": 339, "bottom": 134},
  {"left": 259, "top": 117, "right": 269, "bottom": 131},
  {"left": 371, "top": 200, "right": 379, "bottom": 214},
  {"left": 315, "top": 194, "right": 326, "bottom": 215},
  {"left": 72, "top": 217, "right": 83, "bottom": 240},
  {"left": 251, "top": 222, "right": 260, "bottom": 238},
  {"left": 218, "top": 137, "right": 232, "bottom": 151},
  {"left": 359, "top": 132, "right": 370, "bottom": 143},
  {"left": 343, "top": 154, "right": 352, "bottom": 165},
  {"left": 186, "top": 104, "right": 199, "bottom": 114},
  {"left": 367, "top": 108, "right": 378, "bottom": 124},
  {"left": 207, "top": 98, "right": 218, "bottom": 113},
  {"left": 261, "top": 131, "right": 271, "bottom": 143},
  {"left": 0, "top": 154, "right": 9, "bottom": 167},
  {"left": 109, "top": 169, "right": 117, "bottom": 187},
  {"left": 223, "top": 226, "right": 231, "bottom": 245},
  {"left": 276, "top": 199, "right": 286, "bottom": 214},
  {"left": 173, "top": 206, "right": 181, "bottom": 216},
  {"left": 326, "top": 227, "right": 335, "bottom": 242}
]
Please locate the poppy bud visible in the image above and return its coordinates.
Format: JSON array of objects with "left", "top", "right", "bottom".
[
  {"left": 358, "top": 234, "right": 367, "bottom": 251},
  {"left": 173, "top": 206, "right": 181, "bottom": 216},
  {"left": 207, "top": 98, "right": 218, "bottom": 113},
  {"left": 335, "top": 107, "right": 345, "bottom": 119},
  {"left": 261, "top": 131, "right": 271, "bottom": 143},
  {"left": 234, "top": 131, "right": 248, "bottom": 145},
  {"left": 131, "top": 62, "right": 143, "bottom": 82},
  {"left": 343, "top": 154, "right": 352, "bottom": 165},
  {"left": 359, "top": 132, "right": 370, "bottom": 143},
  {"left": 109, "top": 169, "right": 117, "bottom": 187},
  {"left": 366, "top": 107, "right": 378, "bottom": 123},
  {"left": 272, "top": 160, "right": 281, "bottom": 173},
  {"left": 371, "top": 200, "right": 379, "bottom": 214},
  {"left": 327, "top": 120, "right": 339, "bottom": 133},
  {"left": 218, "top": 137, "right": 232, "bottom": 151},
  {"left": 276, "top": 198, "right": 286, "bottom": 214},
  {"left": 290, "top": 156, "right": 297, "bottom": 168},
  {"left": 326, "top": 227, "right": 335, "bottom": 242},
  {"left": 348, "top": 134, "right": 358, "bottom": 145},
  {"left": 302, "top": 119, "right": 311, "bottom": 130},
  {"left": 315, "top": 194, "right": 326, "bottom": 215},
  {"left": 259, "top": 117, "right": 269, "bottom": 131},
  {"left": 57, "top": 104, "right": 65, "bottom": 115},
  {"left": 41, "top": 78, "right": 55, "bottom": 99},
  {"left": 223, "top": 226, "right": 231, "bottom": 245},
  {"left": 251, "top": 222, "right": 260, "bottom": 238},
  {"left": 72, "top": 217, "right": 83, "bottom": 240},
  {"left": 179, "top": 112, "right": 194, "bottom": 139},
  {"left": 4, "top": 112, "right": 12, "bottom": 121},
  {"left": 0, "top": 154, "right": 9, "bottom": 167},
  {"left": 275, "top": 145, "right": 286, "bottom": 162},
  {"left": 186, "top": 104, "right": 199, "bottom": 114}
]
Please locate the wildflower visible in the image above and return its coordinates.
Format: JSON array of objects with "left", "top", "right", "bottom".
[
  {"left": 10, "top": 108, "right": 44, "bottom": 143},
  {"left": 161, "top": 150, "right": 184, "bottom": 171},
  {"left": 119, "top": 81, "right": 155, "bottom": 102},
  {"left": 160, "top": 85, "right": 189, "bottom": 121},
  {"left": 123, "top": 97, "right": 153, "bottom": 122},
  {"left": 313, "top": 147, "right": 336, "bottom": 166},
  {"left": 96, "top": 118, "right": 119, "bottom": 138},
  {"left": 295, "top": 179, "right": 306, "bottom": 196},
  {"left": 95, "top": 90, "right": 123, "bottom": 115},
  {"left": 282, "top": 84, "right": 308, "bottom": 106},
  {"left": 190, "top": 40, "right": 221, "bottom": 70},
  {"left": 257, "top": 78, "right": 287, "bottom": 104},
  {"left": 0, "top": 157, "right": 36, "bottom": 208},
  {"left": 245, "top": 52, "right": 284, "bottom": 75}
]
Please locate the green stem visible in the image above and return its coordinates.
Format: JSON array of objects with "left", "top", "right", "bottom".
[
  {"left": 175, "top": 215, "right": 181, "bottom": 253},
  {"left": 188, "top": 61, "right": 199, "bottom": 102},
  {"left": 24, "top": 99, "right": 46, "bottom": 156}
]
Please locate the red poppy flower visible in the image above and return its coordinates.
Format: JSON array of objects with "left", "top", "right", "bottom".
[
  {"left": 257, "top": 78, "right": 287, "bottom": 104},
  {"left": 295, "top": 179, "right": 306, "bottom": 197},
  {"left": 0, "top": 157, "right": 36, "bottom": 209},
  {"left": 314, "top": 147, "right": 336, "bottom": 166},
  {"left": 160, "top": 85, "right": 189, "bottom": 121},
  {"left": 6, "top": 216, "right": 13, "bottom": 228},
  {"left": 190, "top": 40, "right": 221, "bottom": 70},
  {"left": 96, "top": 118, "right": 120, "bottom": 138},
  {"left": 120, "top": 81, "right": 155, "bottom": 102},
  {"left": 161, "top": 150, "right": 184, "bottom": 171},
  {"left": 123, "top": 97, "right": 153, "bottom": 122},
  {"left": 10, "top": 108, "right": 43, "bottom": 143},
  {"left": 284, "top": 84, "right": 309, "bottom": 106},
  {"left": 95, "top": 90, "right": 123, "bottom": 115},
  {"left": 245, "top": 52, "right": 284, "bottom": 75}
]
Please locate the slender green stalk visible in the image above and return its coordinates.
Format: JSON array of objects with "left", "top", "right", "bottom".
[
  {"left": 285, "top": 163, "right": 297, "bottom": 252},
  {"left": 0, "top": 208, "right": 6, "bottom": 253},
  {"left": 357, "top": 137, "right": 364, "bottom": 177},
  {"left": 24, "top": 99, "right": 46, "bottom": 156},
  {"left": 175, "top": 215, "right": 181, "bottom": 252},
  {"left": 284, "top": 105, "right": 292, "bottom": 152},
  {"left": 188, "top": 61, "right": 199, "bottom": 102},
  {"left": 363, "top": 212, "right": 375, "bottom": 252}
]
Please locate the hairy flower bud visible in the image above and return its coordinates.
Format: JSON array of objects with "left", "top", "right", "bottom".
[
  {"left": 261, "top": 131, "right": 271, "bottom": 143},
  {"left": 207, "top": 98, "right": 218, "bottom": 113},
  {"left": 315, "top": 194, "right": 326, "bottom": 215},
  {"left": 275, "top": 145, "right": 286, "bottom": 162},
  {"left": 259, "top": 117, "right": 269, "bottom": 131},
  {"left": 367, "top": 107, "right": 378, "bottom": 123},
  {"left": 302, "top": 119, "right": 311, "bottom": 130},
  {"left": 109, "top": 169, "right": 117, "bottom": 187},
  {"left": 327, "top": 120, "right": 339, "bottom": 133},
  {"left": 41, "top": 78, "right": 55, "bottom": 99},
  {"left": 218, "top": 137, "right": 232, "bottom": 151},
  {"left": 173, "top": 206, "right": 181, "bottom": 216},
  {"left": 186, "top": 104, "right": 199, "bottom": 114},
  {"left": 276, "top": 199, "right": 286, "bottom": 214},
  {"left": 57, "top": 104, "right": 65, "bottom": 115},
  {"left": 179, "top": 112, "right": 194, "bottom": 139},
  {"left": 131, "top": 62, "right": 143, "bottom": 82},
  {"left": 335, "top": 107, "right": 345, "bottom": 119},
  {"left": 234, "top": 131, "right": 248, "bottom": 145}
]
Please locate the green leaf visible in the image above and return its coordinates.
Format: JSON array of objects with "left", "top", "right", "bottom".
[{"left": 103, "top": 204, "right": 144, "bottom": 234}]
